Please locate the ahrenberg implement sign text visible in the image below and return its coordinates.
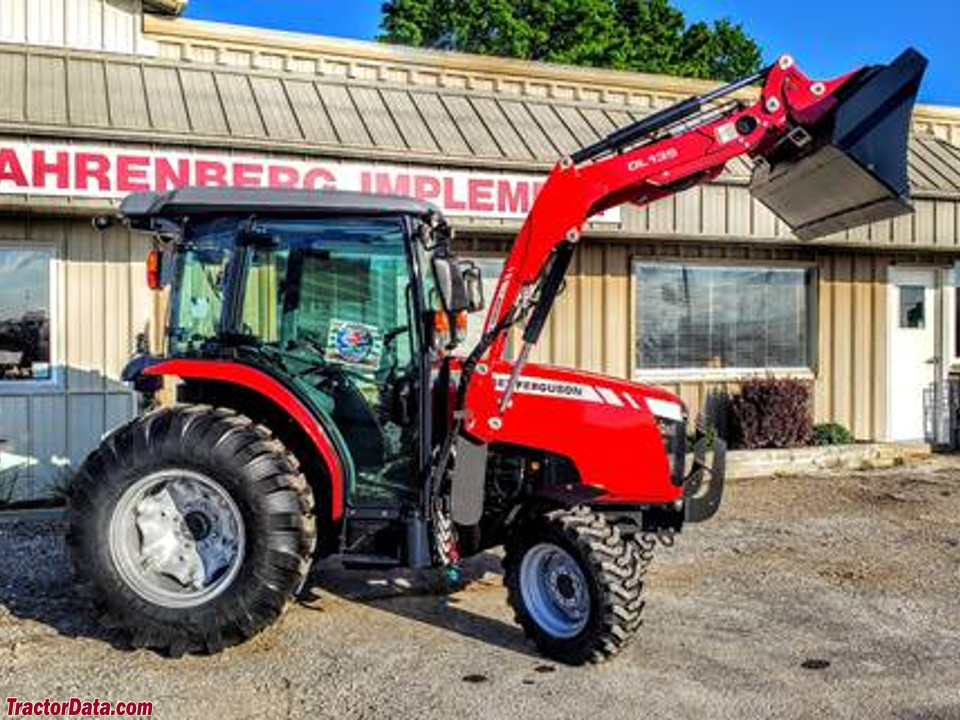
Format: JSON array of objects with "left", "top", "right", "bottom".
[{"left": 0, "top": 141, "right": 620, "bottom": 223}]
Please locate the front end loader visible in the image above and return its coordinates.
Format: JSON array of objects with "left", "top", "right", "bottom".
[{"left": 68, "top": 48, "right": 926, "bottom": 664}]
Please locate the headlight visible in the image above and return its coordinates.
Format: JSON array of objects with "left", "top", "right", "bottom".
[
  {"left": 645, "top": 397, "right": 684, "bottom": 422},
  {"left": 647, "top": 399, "right": 687, "bottom": 486}
]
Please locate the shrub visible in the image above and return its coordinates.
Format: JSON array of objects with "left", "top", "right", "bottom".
[
  {"left": 687, "top": 423, "right": 718, "bottom": 451},
  {"left": 812, "top": 422, "right": 854, "bottom": 446},
  {"left": 730, "top": 378, "right": 813, "bottom": 449}
]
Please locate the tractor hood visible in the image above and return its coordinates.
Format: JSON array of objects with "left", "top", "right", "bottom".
[
  {"left": 750, "top": 48, "right": 928, "bottom": 240},
  {"left": 462, "top": 361, "right": 687, "bottom": 506}
]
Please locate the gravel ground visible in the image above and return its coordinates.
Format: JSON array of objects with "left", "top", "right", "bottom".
[{"left": 2, "top": 461, "right": 959, "bottom": 720}]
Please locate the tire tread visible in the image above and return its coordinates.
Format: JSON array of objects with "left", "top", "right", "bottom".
[{"left": 503, "top": 506, "right": 653, "bottom": 665}]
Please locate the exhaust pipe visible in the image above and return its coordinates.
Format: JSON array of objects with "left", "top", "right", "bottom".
[{"left": 750, "top": 48, "right": 928, "bottom": 240}]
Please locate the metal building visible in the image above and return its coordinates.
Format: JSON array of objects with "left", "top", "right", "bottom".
[{"left": 2, "top": 0, "right": 960, "bottom": 500}]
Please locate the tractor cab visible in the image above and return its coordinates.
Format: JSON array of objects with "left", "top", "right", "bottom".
[{"left": 121, "top": 187, "right": 483, "bottom": 562}]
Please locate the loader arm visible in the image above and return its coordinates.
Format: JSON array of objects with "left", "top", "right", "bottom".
[{"left": 460, "top": 48, "right": 926, "bottom": 435}]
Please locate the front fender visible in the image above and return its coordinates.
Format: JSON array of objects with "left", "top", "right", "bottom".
[{"left": 144, "top": 359, "right": 348, "bottom": 522}]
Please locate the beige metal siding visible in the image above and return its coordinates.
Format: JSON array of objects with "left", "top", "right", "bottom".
[
  {"left": 615, "top": 182, "right": 960, "bottom": 250},
  {"left": 105, "top": 62, "right": 151, "bottom": 130},
  {"left": 0, "top": 0, "right": 151, "bottom": 54},
  {"left": 347, "top": 87, "right": 402, "bottom": 150},
  {"left": 67, "top": 57, "right": 110, "bottom": 127},
  {"left": 285, "top": 81, "right": 338, "bottom": 145},
  {"left": 216, "top": 73, "right": 264, "bottom": 138},
  {"left": 380, "top": 89, "right": 439, "bottom": 154},
  {"left": 812, "top": 252, "right": 927, "bottom": 441},
  {"left": 26, "top": 55, "right": 68, "bottom": 125},
  {"left": 0, "top": 218, "right": 152, "bottom": 500}
]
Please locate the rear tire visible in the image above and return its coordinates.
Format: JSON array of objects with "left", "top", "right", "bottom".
[
  {"left": 503, "top": 506, "right": 651, "bottom": 665},
  {"left": 68, "top": 405, "right": 317, "bottom": 655}
]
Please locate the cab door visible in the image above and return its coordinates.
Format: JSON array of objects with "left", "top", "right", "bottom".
[{"left": 240, "top": 217, "right": 427, "bottom": 507}]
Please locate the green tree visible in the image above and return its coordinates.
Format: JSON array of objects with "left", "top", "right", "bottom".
[{"left": 380, "top": 0, "right": 762, "bottom": 82}]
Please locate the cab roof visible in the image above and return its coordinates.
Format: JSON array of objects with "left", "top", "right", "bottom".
[{"left": 120, "top": 187, "right": 442, "bottom": 229}]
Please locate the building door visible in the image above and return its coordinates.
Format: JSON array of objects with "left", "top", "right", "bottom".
[{"left": 888, "top": 268, "right": 938, "bottom": 441}]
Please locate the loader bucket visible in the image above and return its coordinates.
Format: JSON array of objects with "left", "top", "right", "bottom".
[{"left": 750, "top": 48, "right": 928, "bottom": 240}]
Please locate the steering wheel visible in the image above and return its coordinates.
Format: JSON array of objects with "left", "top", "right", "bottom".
[
  {"left": 383, "top": 325, "right": 410, "bottom": 348},
  {"left": 378, "top": 325, "right": 409, "bottom": 383}
]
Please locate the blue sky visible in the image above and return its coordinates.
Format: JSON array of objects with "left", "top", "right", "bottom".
[{"left": 184, "top": 1, "right": 958, "bottom": 105}]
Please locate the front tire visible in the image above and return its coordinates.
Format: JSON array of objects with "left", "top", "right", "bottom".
[
  {"left": 68, "top": 406, "right": 317, "bottom": 655},
  {"left": 503, "top": 507, "right": 651, "bottom": 665}
]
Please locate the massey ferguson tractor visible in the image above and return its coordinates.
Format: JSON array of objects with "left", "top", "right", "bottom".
[{"left": 69, "top": 49, "right": 926, "bottom": 664}]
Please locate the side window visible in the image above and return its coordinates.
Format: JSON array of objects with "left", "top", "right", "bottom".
[
  {"left": 243, "top": 248, "right": 287, "bottom": 344},
  {"left": 0, "top": 247, "right": 54, "bottom": 384},
  {"left": 171, "top": 246, "right": 232, "bottom": 353},
  {"left": 168, "top": 219, "right": 238, "bottom": 355}
]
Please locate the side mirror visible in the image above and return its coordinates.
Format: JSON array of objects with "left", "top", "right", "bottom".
[
  {"left": 459, "top": 261, "right": 485, "bottom": 313},
  {"left": 432, "top": 256, "right": 469, "bottom": 313}
]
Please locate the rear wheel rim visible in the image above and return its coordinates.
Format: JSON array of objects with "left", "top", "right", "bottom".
[
  {"left": 108, "top": 469, "right": 246, "bottom": 609},
  {"left": 519, "top": 543, "right": 590, "bottom": 639}
]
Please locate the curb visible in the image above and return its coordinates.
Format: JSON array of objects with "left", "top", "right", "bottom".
[{"left": 725, "top": 442, "right": 933, "bottom": 480}]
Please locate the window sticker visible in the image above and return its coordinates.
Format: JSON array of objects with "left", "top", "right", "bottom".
[{"left": 325, "top": 320, "right": 383, "bottom": 371}]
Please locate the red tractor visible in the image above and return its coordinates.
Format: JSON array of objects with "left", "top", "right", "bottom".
[{"left": 70, "top": 49, "right": 925, "bottom": 664}]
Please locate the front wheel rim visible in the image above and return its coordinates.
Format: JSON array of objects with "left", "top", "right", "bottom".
[
  {"left": 108, "top": 469, "right": 246, "bottom": 609},
  {"left": 519, "top": 543, "right": 591, "bottom": 639}
]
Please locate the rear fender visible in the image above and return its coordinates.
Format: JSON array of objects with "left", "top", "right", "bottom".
[{"left": 143, "top": 359, "right": 347, "bottom": 522}]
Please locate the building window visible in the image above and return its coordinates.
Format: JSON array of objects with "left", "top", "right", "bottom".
[
  {"left": 899, "top": 285, "right": 925, "bottom": 329},
  {"left": 634, "top": 262, "right": 815, "bottom": 373},
  {"left": 0, "top": 248, "right": 53, "bottom": 383}
]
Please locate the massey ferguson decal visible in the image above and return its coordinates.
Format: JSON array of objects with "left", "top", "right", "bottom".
[
  {"left": 491, "top": 374, "right": 680, "bottom": 417},
  {"left": 0, "top": 141, "right": 620, "bottom": 223},
  {"left": 493, "top": 374, "right": 605, "bottom": 403}
]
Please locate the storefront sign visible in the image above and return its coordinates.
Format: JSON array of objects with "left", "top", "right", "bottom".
[{"left": 0, "top": 140, "right": 620, "bottom": 223}]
